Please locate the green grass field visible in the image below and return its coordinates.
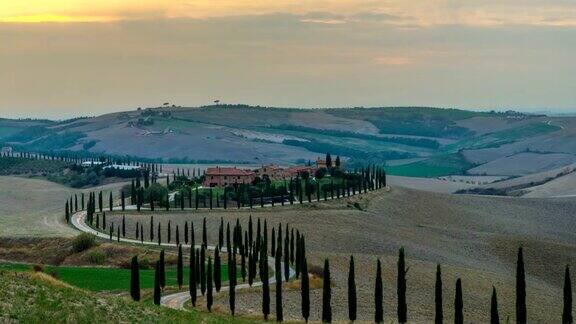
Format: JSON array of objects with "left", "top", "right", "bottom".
[
  {"left": 385, "top": 153, "right": 473, "bottom": 178},
  {"left": 0, "top": 262, "right": 232, "bottom": 292}
]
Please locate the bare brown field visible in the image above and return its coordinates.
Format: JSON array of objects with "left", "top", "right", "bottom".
[
  {"left": 104, "top": 187, "right": 576, "bottom": 323},
  {"left": 0, "top": 176, "right": 128, "bottom": 237}
]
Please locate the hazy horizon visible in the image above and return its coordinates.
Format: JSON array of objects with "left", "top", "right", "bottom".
[{"left": 1, "top": 1, "right": 575, "bottom": 119}]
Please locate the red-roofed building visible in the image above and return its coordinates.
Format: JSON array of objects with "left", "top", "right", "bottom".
[{"left": 203, "top": 166, "right": 255, "bottom": 187}]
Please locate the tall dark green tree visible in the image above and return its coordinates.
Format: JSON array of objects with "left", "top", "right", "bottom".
[
  {"left": 207, "top": 257, "right": 213, "bottom": 312},
  {"left": 348, "top": 255, "right": 357, "bottom": 322},
  {"left": 176, "top": 225, "right": 180, "bottom": 246},
  {"left": 491, "top": 286, "right": 500, "bottom": 324},
  {"left": 435, "top": 264, "right": 443, "bottom": 324},
  {"left": 130, "top": 256, "right": 140, "bottom": 301},
  {"left": 397, "top": 247, "right": 408, "bottom": 323},
  {"left": 109, "top": 192, "right": 113, "bottom": 211},
  {"left": 122, "top": 215, "right": 126, "bottom": 237},
  {"left": 230, "top": 251, "right": 237, "bottom": 316},
  {"left": 275, "top": 246, "right": 283, "bottom": 322},
  {"left": 516, "top": 247, "right": 527, "bottom": 324},
  {"left": 455, "top": 278, "right": 463, "bottom": 324},
  {"left": 153, "top": 260, "right": 161, "bottom": 305},
  {"left": 184, "top": 221, "right": 189, "bottom": 245},
  {"left": 564, "top": 265, "right": 573, "bottom": 324},
  {"left": 190, "top": 247, "right": 197, "bottom": 307},
  {"left": 375, "top": 259, "right": 383, "bottom": 323},
  {"left": 121, "top": 190, "right": 125, "bottom": 211},
  {"left": 159, "top": 249, "right": 166, "bottom": 290},
  {"left": 214, "top": 248, "right": 221, "bottom": 292},
  {"left": 322, "top": 259, "right": 332, "bottom": 323},
  {"left": 301, "top": 256, "right": 309, "bottom": 322},
  {"left": 200, "top": 244, "right": 206, "bottom": 295},
  {"left": 177, "top": 244, "right": 183, "bottom": 289},
  {"left": 262, "top": 246, "right": 270, "bottom": 321},
  {"left": 149, "top": 216, "right": 154, "bottom": 242}
]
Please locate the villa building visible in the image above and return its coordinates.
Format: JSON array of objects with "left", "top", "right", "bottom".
[{"left": 203, "top": 166, "right": 255, "bottom": 187}]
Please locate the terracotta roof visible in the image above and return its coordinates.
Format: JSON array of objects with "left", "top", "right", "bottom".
[{"left": 205, "top": 167, "right": 254, "bottom": 176}]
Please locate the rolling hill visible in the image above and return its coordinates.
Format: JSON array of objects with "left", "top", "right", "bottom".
[{"left": 2, "top": 105, "right": 576, "bottom": 181}]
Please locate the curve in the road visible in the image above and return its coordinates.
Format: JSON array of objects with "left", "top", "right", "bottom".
[{"left": 70, "top": 210, "right": 295, "bottom": 311}]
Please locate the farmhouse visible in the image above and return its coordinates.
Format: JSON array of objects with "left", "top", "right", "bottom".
[
  {"left": 254, "top": 164, "right": 284, "bottom": 181},
  {"left": 203, "top": 166, "right": 255, "bottom": 187}
]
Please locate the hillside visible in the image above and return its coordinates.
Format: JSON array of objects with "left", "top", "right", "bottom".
[
  {"left": 1, "top": 106, "right": 575, "bottom": 180},
  {"left": 0, "top": 271, "right": 250, "bottom": 323}
]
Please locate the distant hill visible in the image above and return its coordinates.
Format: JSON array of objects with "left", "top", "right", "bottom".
[{"left": 1, "top": 105, "right": 575, "bottom": 179}]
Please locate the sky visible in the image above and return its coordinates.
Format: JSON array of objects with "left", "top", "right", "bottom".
[{"left": 1, "top": 1, "right": 575, "bottom": 119}]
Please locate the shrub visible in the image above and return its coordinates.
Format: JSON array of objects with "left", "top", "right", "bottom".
[
  {"left": 72, "top": 233, "right": 96, "bottom": 253},
  {"left": 87, "top": 250, "right": 106, "bottom": 264},
  {"left": 32, "top": 264, "right": 44, "bottom": 272}
]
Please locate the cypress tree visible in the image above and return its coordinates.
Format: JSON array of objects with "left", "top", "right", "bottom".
[
  {"left": 190, "top": 247, "right": 197, "bottom": 307},
  {"left": 130, "top": 256, "right": 140, "bottom": 301},
  {"left": 271, "top": 228, "right": 276, "bottom": 258},
  {"left": 167, "top": 220, "right": 171, "bottom": 243},
  {"left": 121, "top": 190, "right": 125, "bottom": 211},
  {"left": 375, "top": 259, "right": 383, "bottom": 323},
  {"left": 109, "top": 192, "right": 113, "bottom": 211},
  {"left": 122, "top": 215, "right": 126, "bottom": 237},
  {"left": 159, "top": 249, "right": 166, "bottom": 289},
  {"left": 241, "top": 240, "right": 247, "bottom": 282},
  {"left": 65, "top": 201, "right": 70, "bottom": 223},
  {"left": 207, "top": 257, "right": 213, "bottom": 312},
  {"left": 290, "top": 228, "right": 295, "bottom": 265},
  {"left": 301, "top": 256, "right": 310, "bottom": 323},
  {"left": 322, "top": 259, "right": 332, "bottom": 323},
  {"left": 214, "top": 248, "right": 222, "bottom": 292},
  {"left": 230, "top": 251, "right": 237, "bottom": 316},
  {"left": 140, "top": 224, "right": 144, "bottom": 243},
  {"left": 200, "top": 244, "right": 206, "bottom": 295},
  {"left": 275, "top": 246, "right": 283, "bottom": 322},
  {"left": 564, "top": 265, "right": 573, "bottom": 324},
  {"left": 435, "top": 264, "right": 443, "bottom": 324},
  {"left": 177, "top": 244, "right": 183, "bottom": 289},
  {"left": 109, "top": 224, "right": 113, "bottom": 240},
  {"left": 117, "top": 225, "right": 120, "bottom": 242},
  {"left": 153, "top": 260, "right": 161, "bottom": 305},
  {"left": 284, "top": 236, "right": 289, "bottom": 282},
  {"left": 195, "top": 248, "right": 200, "bottom": 284},
  {"left": 150, "top": 216, "right": 154, "bottom": 242},
  {"left": 99, "top": 191, "right": 103, "bottom": 212},
  {"left": 249, "top": 215, "right": 254, "bottom": 249},
  {"left": 491, "top": 286, "right": 500, "bottom": 324},
  {"left": 262, "top": 246, "right": 270, "bottom": 320},
  {"left": 176, "top": 225, "right": 180, "bottom": 246},
  {"left": 348, "top": 255, "right": 357, "bottom": 322},
  {"left": 184, "top": 221, "right": 189, "bottom": 245},
  {"left": 135, "top": 221, "right": 139, "bottom": 239},
  {"left": 516, "top": 247, "right": 527, "bottom": 324},
  {"left": 397, "top": 247, "right": 408, "bottom": 323},
  {"left": 455, "top": 278, "right": 463, "bottom": 324}
]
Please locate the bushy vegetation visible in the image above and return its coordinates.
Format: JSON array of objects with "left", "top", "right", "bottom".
[
  {"left": 72, "top": 233, "right": 97, "bottom": 253},
  {"left": 0, "top": 156, "right": 71, "bottom": 175}
]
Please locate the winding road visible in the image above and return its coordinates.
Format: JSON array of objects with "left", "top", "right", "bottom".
[{"left": 70, "top": 209, "right": 295, "bottom": 311}]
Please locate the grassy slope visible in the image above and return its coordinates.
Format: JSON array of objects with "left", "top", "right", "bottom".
[
  {"left": 385, "top": 153, "right": 473, "bottom": 177},
  {"left": 0, "top": 263, "right": 231, "bottom": 292},
  {"left": 0, "top": 271, "right": 253, "bottom": 323}
]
